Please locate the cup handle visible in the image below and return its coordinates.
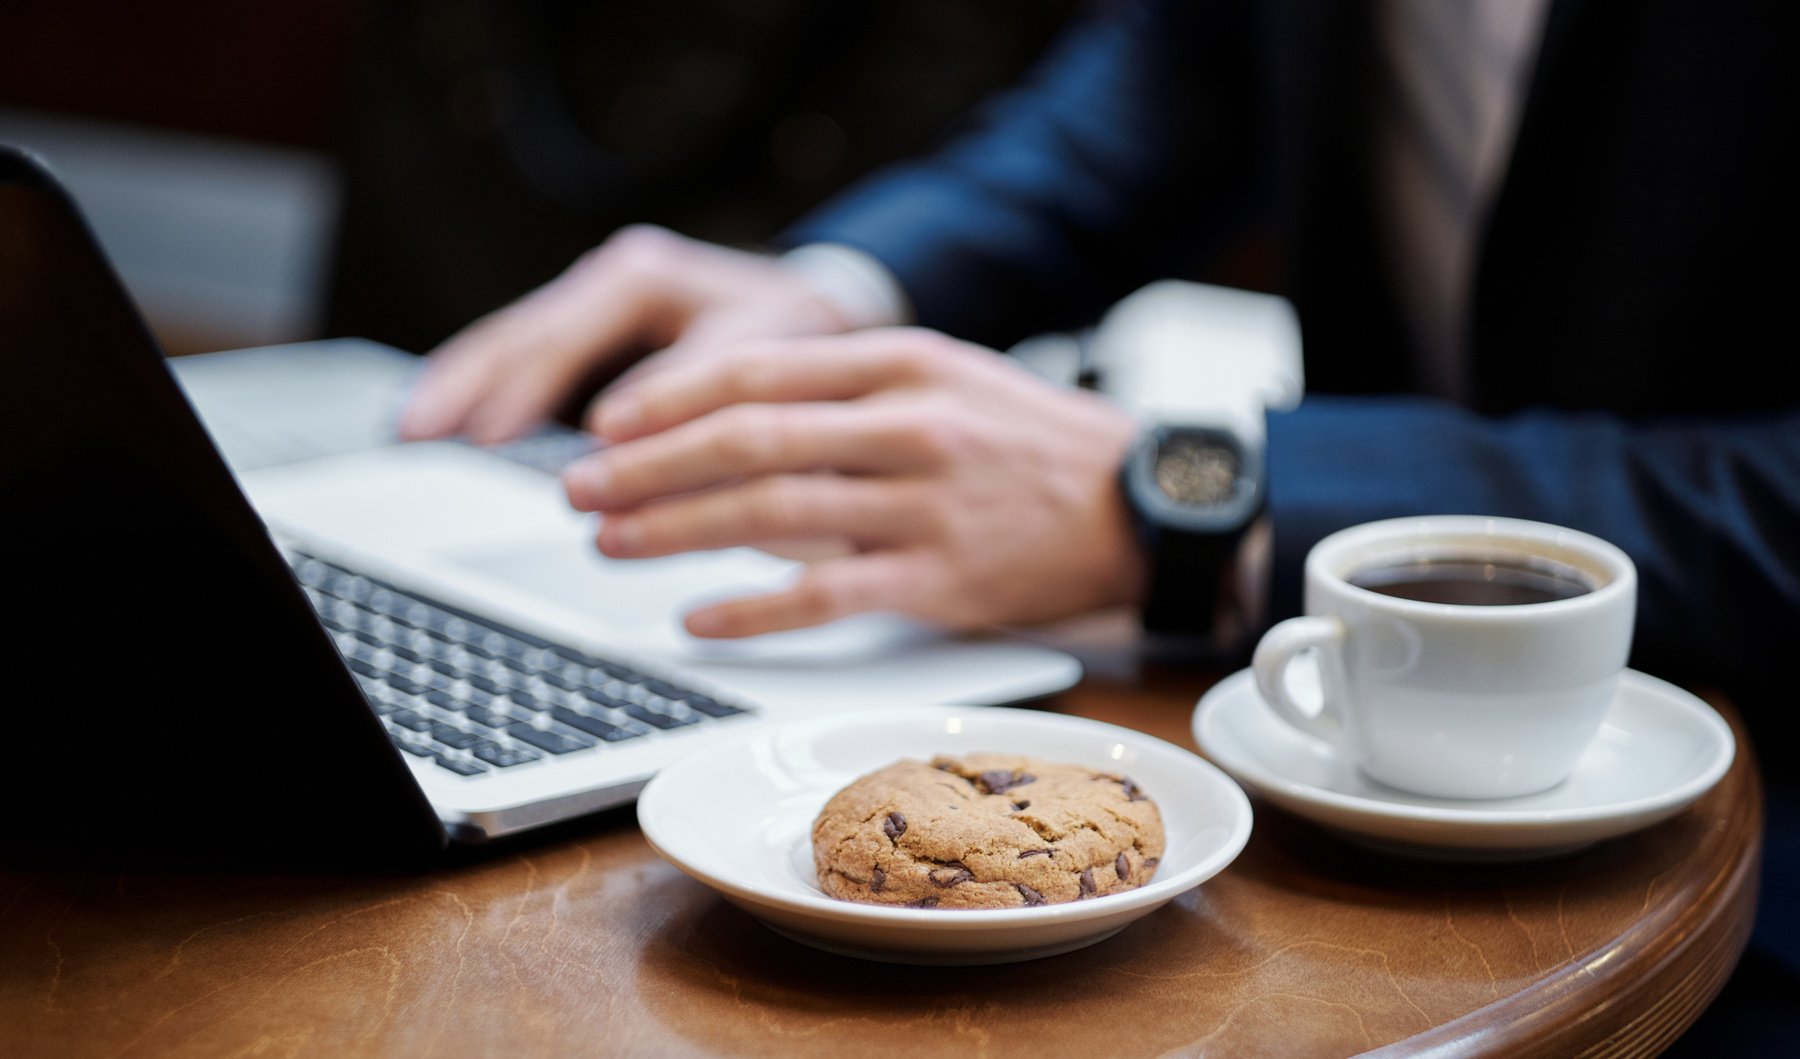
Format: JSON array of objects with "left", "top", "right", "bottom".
[{"left": 1252, "top": 616, "right": 1349, "bottom": 745}]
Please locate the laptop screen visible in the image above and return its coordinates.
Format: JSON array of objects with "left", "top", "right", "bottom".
[{"left": 0, "top": 146, "right": 447, "bottom": 867}]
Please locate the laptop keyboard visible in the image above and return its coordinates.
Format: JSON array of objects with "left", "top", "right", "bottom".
[{"left": 288, "top": 552, "right": 753, "bottom": 778}]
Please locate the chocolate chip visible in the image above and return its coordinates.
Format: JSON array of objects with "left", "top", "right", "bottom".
[
  {"left": 1121, "top": 777, "right": 1147, "bottom": 802},
  {"left": 871, "top": 867, "right": 886, "bottom": 893},
  {"left": 1011, "top": 800, "right": 1031, "bottom": 811},
  {"left": 1143, "top": 858, "right": 1159, "bottom": 873},
  {"left": 1015, "top": 883, "right": 1046, "bottom": 906},
  {"left": 1116, "top": 853, "right": 1130, "bottom": 880},
  {"left": 930, "top": 864, "right": 975, "bottom": 888},
  {"left": 905, "top": 897, "right": 939, "bottom": 909},
  {"left": 976, "top": 769, "right": 1037, "bottom": 795},
  {"left": 1079, "top": 868, "right": 1096, "bottom": 897},
  {"left": 882, "top": 811, "right": 907, "bottom": 842},
  {"left": 1017, "top": 848, "right": 1052, "bottom": 859}
]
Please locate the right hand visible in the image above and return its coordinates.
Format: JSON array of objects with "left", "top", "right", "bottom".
[
  {"left": 398, "top": 225, "right": 855, "bottom": 445},
  {"left": 562, "top": 329, "right": 1148, "bottom": 638}
]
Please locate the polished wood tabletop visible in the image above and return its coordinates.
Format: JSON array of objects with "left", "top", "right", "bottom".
[{"left": 0, "top": 624, "right": 1760, "bottom": 1058}]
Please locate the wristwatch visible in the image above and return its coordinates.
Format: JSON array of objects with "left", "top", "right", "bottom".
[{"left": 1120, "top": 421, "right": 1266, "bottom": 640}]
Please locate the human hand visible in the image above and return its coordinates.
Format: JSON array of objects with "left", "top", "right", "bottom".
[
  {"left": 398, "top": 225, "right": 854, "bottom": 444},
  {"left": 561, "top": 329, "right": 1147, "bottom": 637}
]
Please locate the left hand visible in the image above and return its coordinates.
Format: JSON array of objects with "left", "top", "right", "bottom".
[{"left": 561, "top": 328, "right": 1147, "bottom": 637}]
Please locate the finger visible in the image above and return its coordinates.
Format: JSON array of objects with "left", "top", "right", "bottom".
[
  {"left": 456, "top": 283, "right": 678, "bottom": 445},
  {"left": 397, "top": 313, "right": 521, "bottom": 440},
  {"left": 594, "top": 474, "right": 932, "bottom": 558},
  {"left": 591, "top": 330, "right": 944, "bottom": 441},
  {"left": 563, "top": 402, "right": 942, "bottom": 510},
  {"left": 400, "top": 252, "right": 680, "bottom": 443},
  {"left": 683, "top": 551, "right": 939, "bottom": 637}
]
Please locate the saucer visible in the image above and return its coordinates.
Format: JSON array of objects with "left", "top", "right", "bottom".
[
  {"left": 637, "top": 705, "right": 1252, "bottom": 965},
  {"left": 1191, "top": 668, "right": 1733, "bottom": 861}
]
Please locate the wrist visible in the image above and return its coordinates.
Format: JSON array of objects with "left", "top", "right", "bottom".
[
  {"left": 1119, "top": 421, "right": 1268, "bottom": 655},
  {"left": 780, "top": 244, "right": 913, "bottom": 331}
]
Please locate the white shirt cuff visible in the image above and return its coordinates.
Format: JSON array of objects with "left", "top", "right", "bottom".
[{"left": 781, "top": 243, "right": 914, "bottom": 330}]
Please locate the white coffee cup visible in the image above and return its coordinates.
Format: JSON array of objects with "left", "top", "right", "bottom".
[{"left": 1252, "top": 515, "right": 1637, "bottom": 800}]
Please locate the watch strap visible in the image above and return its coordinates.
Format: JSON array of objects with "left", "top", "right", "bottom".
[{"left": 1137, "top": 522, "right": 1232, "bottom": 635}]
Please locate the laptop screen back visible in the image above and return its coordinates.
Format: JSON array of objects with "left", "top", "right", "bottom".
[{"left": 0, "top": 145, "right": 447, "bottom": 867}]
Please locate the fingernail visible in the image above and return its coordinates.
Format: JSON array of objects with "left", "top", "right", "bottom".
[
  {"left": 563, "top": 458, "right": 610, "bottom": 508},
  {"left": 685, "top": 609, "right": 727, "bottom": 637},
  {"left": 597, "top": 397, "right": 643, "bottom": 440},
  {"left": 398, "top": 397, "right": 446, "bottom": 439},
  {"left": 601, "top": 517, "right": 642, "bottom": 554}
]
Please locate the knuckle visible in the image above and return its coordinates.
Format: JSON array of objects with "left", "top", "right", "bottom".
[
  {"left": 747, "top": 477, "right": 813, "bottom": 535},
  {"left": 719, "top": 352, "right": 776, "bottom": 403},
  {"left": 908, "top": 329, "right": 970, "bottom": 371},
  {"left": 788, "top": 575, "right": 850, "bottom": 624},
  {"left": 590, "top": 224, "right": 681, "bottom": 275},
  {"left": 914, "top": 489, "right": 963, "bottom": 543},
  {"left": 876, "top": 331, "right": 947, "bottom": 382},
  {"left": 897, "top": 399, "right": 971, "bottom": 464},
  {"left": 708, "top": 406, "right": 782, "bottom": 467}
]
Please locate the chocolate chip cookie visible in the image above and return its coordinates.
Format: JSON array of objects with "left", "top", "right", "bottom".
[{"left": 811, "top": 753, "right": 1165, "bottom": 909}]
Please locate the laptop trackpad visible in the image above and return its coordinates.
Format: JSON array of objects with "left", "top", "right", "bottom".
[
  {"left": 448, "top": 535, "right": 1079, "bottom": 710},
  {"left": 448, "top": 536, "right": 938, "bottom": 664}
]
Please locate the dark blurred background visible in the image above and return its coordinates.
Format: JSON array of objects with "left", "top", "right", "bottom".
[{"left": 0, "top": 0, "right": 1080, "bottom": 357}]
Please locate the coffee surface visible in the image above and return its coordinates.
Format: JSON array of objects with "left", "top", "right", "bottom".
[{"left": 1349, "top": 558, "right": 1593, "bottom": 606}]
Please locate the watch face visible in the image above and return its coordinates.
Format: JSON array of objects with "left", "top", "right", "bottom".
[
  {"left": 1154, "top": 435, "right": 1239, "bottom": 506},
  {"left": 1128, "top": 425, "right": 1263, "bottom": 536}
]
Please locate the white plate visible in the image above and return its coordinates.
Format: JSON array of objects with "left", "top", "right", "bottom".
[
  {"left": 1192, "top": 668, "right": 1734, "bottom": 861},
  {"left": 637, "top": 706, "right": 1252, "bottom": 964}
]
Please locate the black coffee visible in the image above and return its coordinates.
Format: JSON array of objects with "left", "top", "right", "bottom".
[{"left": 1348, "top": 557, "right": 1594, "bottom": 606}]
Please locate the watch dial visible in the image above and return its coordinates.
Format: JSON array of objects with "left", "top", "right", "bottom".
[{"left": 1155, "top": 437, "right": 1238, "bottom": 505}]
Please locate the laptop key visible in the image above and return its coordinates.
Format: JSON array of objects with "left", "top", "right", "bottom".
[
  {"left": 427, "top": 722, "right": 482, "bottom": 750},
  {"left": 433, "top": 755, "right": 487, "bottom": 776},
  {"left": 540, "top": 669, "right": 584, "bottom": 692},
  {"left": 393, "top": 738, "right": 435, "bottom": 756},
  {"left": 388, "top": 675, "right": 428, "bottom": 696},
  {"left": 642, "top": 679, "right": 691, "bottom": 700},
  {"left": 416, "top": 671, "right": 457, "bottom": 695},
  {"left": 506, "top": 724, "right": 595, "bottom": 755},
  {"left": 581, "top": 687, "right": 633, "bottom": 711},
  {"left": 683, "top": 695, "right": 749, "bottom": 718},
  {"left": 388, "top": 709, "right": 432, "bottom": 731},
  {"left": 466, "top": 673, "right": 506, "bottom": 695},
  {"left": 550, "top": 706, "right": 644, "bottom": 742},
  {"left": 621, "top": 704, "right": 698, "bottom": 730},
  {"left": 464, "top": 706, "right": 517, "bottom": 730},
  {"left": 472, "top": 742, "right": 540, "bottom": 768},
  {"left": 505, "top": 690, "right": 546, "bottom": 711},
  {"left": 424, "top": 689, "right": 463, "bottom": 710}
]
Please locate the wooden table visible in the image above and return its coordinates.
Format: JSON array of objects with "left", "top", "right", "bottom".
[{"left": 0, "top": 630, "right": 1760, "bottom": 1058}]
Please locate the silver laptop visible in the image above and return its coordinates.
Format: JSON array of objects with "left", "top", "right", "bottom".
[{"left": 0, "top": 145, "right": 1078, "bottom": 864}]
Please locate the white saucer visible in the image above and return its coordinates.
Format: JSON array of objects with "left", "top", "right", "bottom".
[
  {"left": 1191, "top": 668, "right": 1733, "bottom": 861},
  {"left": 637, "top": 705, "right": 1252, "bottom": 965}
]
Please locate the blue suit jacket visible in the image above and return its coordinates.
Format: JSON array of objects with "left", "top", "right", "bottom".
[
  {"left": 783, "top": 0, "right": 1800, "bottom": 984},
  {"left": 784, "top": 0, "right": 1798, "bottom": 706}
]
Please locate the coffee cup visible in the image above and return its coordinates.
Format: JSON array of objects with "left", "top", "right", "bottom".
[{"left": 1252, "top": 515, "right": 1636, "bottom": 799}]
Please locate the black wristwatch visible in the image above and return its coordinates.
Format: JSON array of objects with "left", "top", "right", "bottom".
[{"left": 1120, "top": 422, "right": 1266, "bottom": 638}]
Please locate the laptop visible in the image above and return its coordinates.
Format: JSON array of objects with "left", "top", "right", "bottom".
[{"left": 0, "top": 144, "right": 1080, "bottom": 866}]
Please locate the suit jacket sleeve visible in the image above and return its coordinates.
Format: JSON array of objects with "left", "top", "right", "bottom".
[{"left": 778, "top": 0, "right": 1260, "bottom": 350}]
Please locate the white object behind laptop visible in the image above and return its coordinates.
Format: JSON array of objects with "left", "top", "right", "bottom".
[{"left": 170, "top": 339, "right": 1083, "bottom": 715}]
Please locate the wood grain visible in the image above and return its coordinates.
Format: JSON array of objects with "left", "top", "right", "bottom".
[{"left": 0, "top": 629, "right": 1758, "bottom": 1058}]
